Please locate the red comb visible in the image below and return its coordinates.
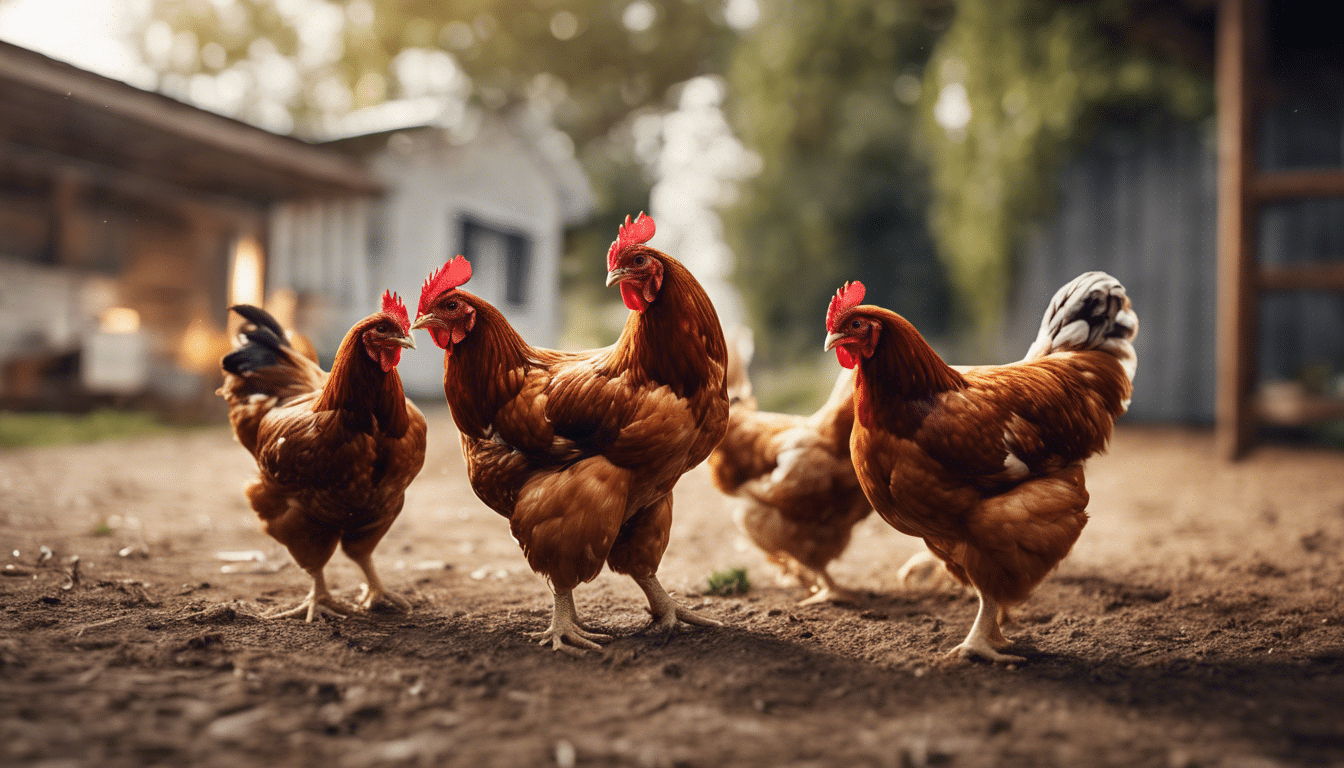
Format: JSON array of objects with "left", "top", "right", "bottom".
[
  {"left": 826, "top": 281, "right": 866, "bottom": 333},
  {"left": 418, "top": 255, "right": 472, "bottom": 317},
  {"left": 382, "top": 290, "right": 410, "bottom": 332},
  {"left": 606, "top": 212, "right": 656, "bottom": 270}
]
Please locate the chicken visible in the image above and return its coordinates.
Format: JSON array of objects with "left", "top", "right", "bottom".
[
  {"left": 410, "top": 214, "right": 729, "bottom": 654},
  {"left": 823, "top": 272, "right": 1138, "bottom": 662},
  {"left": 707, "top": 327, "right": 871, "bottom": 605},
  {"left": 217, "top": 292, "right": 427, "bottom": 621}
]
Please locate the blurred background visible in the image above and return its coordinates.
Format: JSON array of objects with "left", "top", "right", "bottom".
[{"left": 0, "top": 0, "right": 1340, "bottom": 454}]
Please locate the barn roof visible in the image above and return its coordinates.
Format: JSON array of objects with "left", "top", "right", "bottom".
[{"left": 0, "top": 41, "right": 381, "bottom": 203}]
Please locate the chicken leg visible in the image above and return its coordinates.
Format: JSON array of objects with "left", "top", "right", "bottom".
[
  {"left": 529, "top": 590, "right": 612, "bottom": 656},
  {"left": 946, "top": 590, "right": 1024, "bottom": 663},
  {"left": 351, "top": 554, "right": 411, "bottom": 613},
  {"left": 266, "top": 568, "right": 357, "bottom": 622},
  {"left": 633, "top": 574, "right": 722, "bottom": 633}
]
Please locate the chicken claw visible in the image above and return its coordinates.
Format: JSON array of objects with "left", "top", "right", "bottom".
[
  {"left": 357, "top": 583, "right": 412, "bottom": 613},
  {"left": 635, "top": 574, "right": 723, "bottom": 634},
  {"left": 264, "top": 570, "right": 358, "bottom": 622},
  {"left": 945, "top": 641, "right": 1025, "bottom": 665},
  {"left": 530, "top": 591, "right": 612, "bottom": 655},
  {"left": 796, "top": 584, "right": 860, "bottom": 607},
  {"left": 351, "top": 555, "right": 411, "bottom": 613},
  {"left": 944, "top": 591, "right": 1025, "bottom": 664}
]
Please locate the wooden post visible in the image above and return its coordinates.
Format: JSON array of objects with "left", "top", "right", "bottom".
[{"left": 1215, "top": 0, "right": 1263, "bottom": 460}]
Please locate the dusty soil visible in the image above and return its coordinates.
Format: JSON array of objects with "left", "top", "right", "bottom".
[{"left": 2, "top": 412, "right": 1343, "bottom": 768}]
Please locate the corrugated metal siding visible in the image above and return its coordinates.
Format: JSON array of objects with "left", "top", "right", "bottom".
[
  {"left": 1009, "top": 109, "right": 1344, "bottom": 423},
  {"left": 1257, "top": 96, "right": 1344, "bottom": 400},
  {"left": 1009, "top": 118, "right": 1219, "bottom": 422}
]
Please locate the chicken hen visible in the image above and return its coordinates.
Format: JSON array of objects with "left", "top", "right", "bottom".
[
  {"left": 218, "top": 293, "right": 426, "bottom": 621},
  {"left": 411, "top": 214, "right": 728, "bottom": 653},
  {"left": 824, "top": 272, "right": 1137, "bottom": 662},
  {"left": 707, "top": 328, "right": 871, "bottom": 605}
]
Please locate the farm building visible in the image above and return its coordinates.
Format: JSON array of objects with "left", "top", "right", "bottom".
[
  {"left": 306, "top": 105, "right": 594, "bottom": 398},
  {"left": 0, "top": 41, "right": 590, "bottom": 408},
  {"left": 0, "top": 40, "right": 378, "bottom": 411}
]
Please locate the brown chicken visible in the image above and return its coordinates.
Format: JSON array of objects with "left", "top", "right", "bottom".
[
  {"left": 707, "top": 328, "right": 871, "bottom": 605},
  {"left": 218, "top": 293, "right": 427, "bottom": 621},
  {"left": 411, "top": 214, "right": 729, "bottom": 654},
  {"left": 824, "top": 272, "right": 1138, "bottom": 662}
]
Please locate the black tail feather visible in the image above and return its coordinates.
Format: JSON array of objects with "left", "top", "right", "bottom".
[{"left": 222, "top": 305, "right": 291, "bottom": 376}]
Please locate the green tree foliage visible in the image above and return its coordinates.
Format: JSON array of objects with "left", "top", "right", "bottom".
[
  {"left": 140, "top": 0, "right": 735, "bottom": 146},
  {"left": 722, "top": 0, "right": 949, "bottom": 363},
  {"left": 920, "top": 0, "right": 1211, "bottom": 336}
]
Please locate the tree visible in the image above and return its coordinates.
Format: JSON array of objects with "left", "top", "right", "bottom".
[
  {"left": 138, "top": 0, "right": 737, "bottom": 146},
  {"left": 722, "top": 0, "right": 949, "bottom": 363},
  {"left": 919, "top": 0, "right": 1212, "bottom": 338}
]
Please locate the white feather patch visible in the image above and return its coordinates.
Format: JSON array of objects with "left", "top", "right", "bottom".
[{"left": 1000, "top": 430, "right": 1030, "bottom": 481}]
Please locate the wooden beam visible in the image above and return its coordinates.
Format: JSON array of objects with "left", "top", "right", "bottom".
[
  {"left": 0, "top": 41, "right": 381, "bottom": 197},
  {"left": 1214, "top": 0, "right": 1263, "bottom": 460},
  {"left": 1259, "top": 263, "right": 1344, "bottom": 291},
  {"left": 1251, "top": 168, "right": 1344, "bottom": 202}
]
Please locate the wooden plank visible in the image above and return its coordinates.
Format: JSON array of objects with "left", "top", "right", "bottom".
[
  {"left": 1251, "top": 168, "right": 1344, "bottom": 201},
  {"left": 1214, "top": 0, "right": 1264, "bottom": 459},
  {"left": 1258, "top": 263, "right": 1344, "bottom": 291},
  {"left": 1256, "top": 388, "right": 1344, "bottom": 426}
]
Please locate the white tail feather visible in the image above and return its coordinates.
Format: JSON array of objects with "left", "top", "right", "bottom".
[{"left": 1023, "top": 271, "right": 1138, "bottom": 384}]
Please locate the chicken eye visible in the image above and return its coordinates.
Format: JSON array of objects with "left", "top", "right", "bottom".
[
  {"left": 633, "top": 255, "right": 646, "bottom": 266},
  {"left": 446, "top": 300, "right": 459, "bottom": 311},
  {"left": 850, "top": 319, "right": 862, "bottom": 330}
]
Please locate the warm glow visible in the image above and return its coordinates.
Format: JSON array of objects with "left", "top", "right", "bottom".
[
  {"left": 99, "top": 307, "right": 140, "bottom": 334},
  {"left": 229, "top": 235, "right": 265, "bottom": 308},
  {"left": 178, "top": 318, "right": 225, "bottom": 373}
]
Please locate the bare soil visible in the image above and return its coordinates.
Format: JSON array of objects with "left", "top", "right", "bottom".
[{"left": 2, "top": 412, "right": 1343, "bottom": 768}]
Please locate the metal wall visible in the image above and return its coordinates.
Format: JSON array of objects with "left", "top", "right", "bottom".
[
  {"left": 1007, "top": 109, "right": 1344, "bottom": 423},
  {"left": 1007, "top": 117, "right": 1220, "bottom": 422}
]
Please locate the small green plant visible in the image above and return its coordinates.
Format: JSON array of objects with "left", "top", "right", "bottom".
[
  {"left": 704, "top": 567, "right": 750, "bottom": 597},
  {"left": 91, "top": 521, "right": 114, "bottom": 537}
]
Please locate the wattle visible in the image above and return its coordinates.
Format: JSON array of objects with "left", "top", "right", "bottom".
[
  {"left": 429, "top": 327, "right": 455, "bottom": 351},
  {"left": 620, "top": 283, "right": 648, "bottom": 312},
  {"left": 378, "top": 347, "right": 401, "bottom": 372},
  {"left": 835, "top": 346, "right": 858, "bottom": 369}
]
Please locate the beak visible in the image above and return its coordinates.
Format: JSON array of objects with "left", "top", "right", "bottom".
[
  {"left": 393, "top": 333, "right": 416, "bottom": 350},
  {"left": 409, "top": 313, "right": 433, "bottom": 332},
  {"left": 605, "top": 268, "right": 631, "bottom": 288},
  {"left": 823, "top": 331, "right": 845, "bottom": 352}
]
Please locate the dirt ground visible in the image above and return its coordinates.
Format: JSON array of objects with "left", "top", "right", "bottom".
[{"left": 2, "top": 410, "right": 1343, "bottom": 768}]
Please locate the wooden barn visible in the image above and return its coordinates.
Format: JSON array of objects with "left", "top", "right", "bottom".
[
  {"left": 1001, "top": 0, "right": 1344, "bottom": 456},
  {"left": 0, "top": 41, "right": 378, "bottom": 411},
  {"left": 0, "top": 43, "right": 591, "bottom": 409}
]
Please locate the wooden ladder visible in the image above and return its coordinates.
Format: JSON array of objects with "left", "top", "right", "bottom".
[{"left": 1216, "top": 0, "right": 1344, "bottom": 458}]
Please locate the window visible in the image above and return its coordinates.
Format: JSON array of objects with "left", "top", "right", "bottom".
[{"left": 459, "top": 216, "right": 532, "bottom": 307}]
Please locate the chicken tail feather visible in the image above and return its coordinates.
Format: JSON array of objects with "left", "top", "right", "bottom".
[
  {"left": 1023, "top": 272, "right": 1138, "bottom": 383},
  {"left": 725, "top": 325, "right": 755, "bottom": 406},
  {"left": 220, "top": 305, "right": 325, "bottom": 398}
]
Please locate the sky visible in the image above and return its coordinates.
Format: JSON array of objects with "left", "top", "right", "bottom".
[{"left": 0, "top": 0, "right": 155, "bottom": 87}]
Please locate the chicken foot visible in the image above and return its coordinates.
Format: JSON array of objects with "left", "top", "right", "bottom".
[
  {"left": 529, "top": 590, "right": 612, "bottom": 656},
  {"left": 796, "top": 568, "right": 860, "bottom": 606},
  {"left": 946, "top": 590, "right": 1024, "bottom": 664},
  {"left": 350, "top": 554, "right": 411, "bottom": 613},
  {"left": 633, "top": 574, "right": 722, "bottom": 633},
  {"left": 266, "top": 569, "right": 357, "bottom": 622}
]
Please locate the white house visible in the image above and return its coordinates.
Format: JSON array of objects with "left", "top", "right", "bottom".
[{"left": 267, "top": 104, "right": 594, "bottom": 398}]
